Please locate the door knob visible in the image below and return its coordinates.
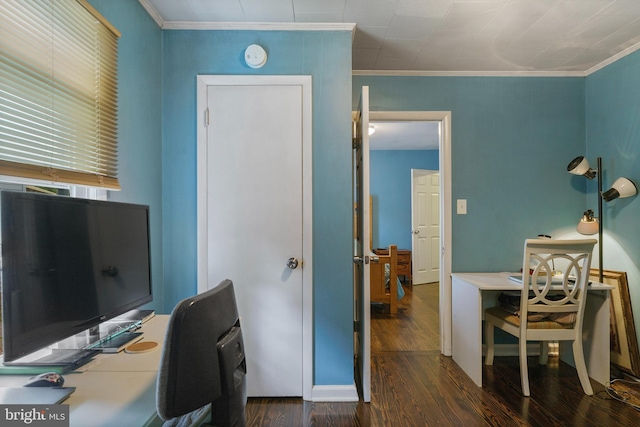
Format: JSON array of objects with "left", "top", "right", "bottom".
[
  {"left": 413, "top": 230, "right": 420, "bottom": 234},
  {"left": 287, "top": 257, "right": 299, "bottom": 269}
]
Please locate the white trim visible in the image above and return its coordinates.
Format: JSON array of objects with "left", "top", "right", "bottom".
[
  {"left": 137, "top": 0, "right": 164, "bottom": 28},
  {"left": 585, "top": 41, "right": 640, "bottom": 75},
  {"left": 368, "top": 111, "right": 452, "bottom": 356},
  {"left": 196, "top": 74, "right": 313, "bottom": 401},
  {"left": 310, "top": 385, "right": 359, "bottom": 402},
  {"left": 353, "top": 70, "right": 587, "bottom": 77},
  {"left": 163, "top": 21, "right": 356, "bottom": 33},
  {"left": 440, "top": 112, "right": 452, "bottom": 356}
]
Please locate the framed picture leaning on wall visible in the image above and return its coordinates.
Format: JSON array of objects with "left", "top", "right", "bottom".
[{"left": 590, "top": 269, "right": 640, "bottom": 378}]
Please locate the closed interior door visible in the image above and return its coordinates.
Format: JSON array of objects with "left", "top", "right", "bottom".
[
  {"left": 412, "top": 169, "right": 440, "bottom": 284},
  {"left": 204, "top": 83, "right": 304, "bottom": 396}
]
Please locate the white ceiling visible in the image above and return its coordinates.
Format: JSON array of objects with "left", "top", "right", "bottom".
[
  {"left": 138, "top": 0, "right": 640, "bottom": 150},
  {"left": 140, "top": 0, "right": 640, "bottom": 75},
  {"left": 370, "top": 121, "right": 439, "bottom": 150}
]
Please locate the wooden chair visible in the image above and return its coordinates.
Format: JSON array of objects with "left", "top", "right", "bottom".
[
  {"left": 370, "top": 245, "right": 398, "bottom": 314},
  {"left": 484, "top": 238, "right": 597, "bottom": 396}
]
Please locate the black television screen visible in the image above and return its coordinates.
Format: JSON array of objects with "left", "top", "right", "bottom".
[{"left": 1, "top": 191, "right": 152, "bottom": 363}]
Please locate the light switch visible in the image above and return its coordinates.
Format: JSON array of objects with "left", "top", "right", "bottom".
[{"left": 457, "top": 199, "right": 467, "bottom": 215}]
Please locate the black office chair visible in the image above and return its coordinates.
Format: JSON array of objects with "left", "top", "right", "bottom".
[{"left": 156, "top": 279, "right": 247, "bottom": 427}]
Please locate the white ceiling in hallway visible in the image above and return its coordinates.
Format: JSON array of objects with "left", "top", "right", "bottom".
[{"left": 370, "top": 121, "right": 440, "bottom": 150}]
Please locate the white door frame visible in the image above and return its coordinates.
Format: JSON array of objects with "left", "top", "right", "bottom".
[
  {"left": 369, "top": 111, "right": 452, "bottom": 356},
  {"left": 195, "top": 75, "right": 313, "bottom": 400}
]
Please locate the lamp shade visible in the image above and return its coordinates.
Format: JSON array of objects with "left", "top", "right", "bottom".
[
  {"left": 567, "top": 156, "right": 596, "bottom": 179},
  {"left": 577, "top": 218, "right": 599, "bottom": 235},
  {"left": 602, "top": 177, "right": 638, "bottom": 201},
  {"left": 576, "top": 210, "right": 598, "bottom": 235}
]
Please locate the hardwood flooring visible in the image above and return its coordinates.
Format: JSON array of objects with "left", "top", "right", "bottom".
[{"left": 246, "top": 283, "right": 640, "bottom": 426}]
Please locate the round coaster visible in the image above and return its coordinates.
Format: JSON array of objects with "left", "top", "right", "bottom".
[{"left": 125, "top": 341, "right": 158, "bottom": 354}]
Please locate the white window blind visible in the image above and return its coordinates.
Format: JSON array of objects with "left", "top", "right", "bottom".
[{"left": 0, "top": 0, "right": 121, "bottom": 189}]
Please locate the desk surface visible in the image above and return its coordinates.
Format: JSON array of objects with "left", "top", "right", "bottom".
[
  {"left": 0, "top": 315, "right": 168, "bottom": 427},
  {"left": 451, "top": 273, "right": 612, "bottom": 388},
  {"left": 451, "top": 272, "right": 613, "bottom": 291}
]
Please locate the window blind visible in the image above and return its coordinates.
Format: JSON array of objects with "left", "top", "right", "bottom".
[{"left": 0, "top": 0, "right": 121, "bottom": 189}]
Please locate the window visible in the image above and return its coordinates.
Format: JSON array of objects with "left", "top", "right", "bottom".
[{"left": 0, "top": 0, "right": 120, "bottom": 189}]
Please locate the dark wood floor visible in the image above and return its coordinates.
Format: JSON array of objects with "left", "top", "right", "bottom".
[{"left": 246, "top": 283, "right": 640, "bottom": 426}]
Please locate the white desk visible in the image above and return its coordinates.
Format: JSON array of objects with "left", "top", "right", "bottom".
[
  {"left": 451, "top": 273, "right": 612, "bottom": 388},
  {"left": 0, "top": 315, "right": 169, "bottom": 427}
]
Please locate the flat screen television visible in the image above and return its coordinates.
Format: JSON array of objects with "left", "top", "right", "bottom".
[{"left": 1, "top": 191, "right": 153, "bottom": 363}]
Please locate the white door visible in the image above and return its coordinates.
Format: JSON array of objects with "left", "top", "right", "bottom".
[
  {"left": 353, "top": 86, "right": 373, "bottom": 402},
  {"left": 196, "top": 76, "right": 312, "bottom": 398},
  {"left": 411, "top": 169, "right": 440, "bottom": 284}
]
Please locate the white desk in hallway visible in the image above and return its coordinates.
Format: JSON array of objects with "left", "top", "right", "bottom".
[
  {"left": 0, "top": 315, "right": 169, "bottom": 427},
  {"left": 451, "top": 273, "right": 613, "bottom": 388}
]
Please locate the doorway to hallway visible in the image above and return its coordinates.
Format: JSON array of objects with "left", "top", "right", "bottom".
[{"left": 367, "top": 110, "right": 452, "bottom": 358}]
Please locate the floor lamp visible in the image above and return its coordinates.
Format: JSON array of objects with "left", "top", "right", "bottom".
[{"left": 567, "top": 156, "right": 638, "bottom": 283}]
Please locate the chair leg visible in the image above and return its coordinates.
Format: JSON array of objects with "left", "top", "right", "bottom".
[
  {"left": 485, "top": 318, "right": 495, "bottom": 365},
  {"left": 519, "top": 338, "right": 530, "bottom": 396},
  {"left": 572, "top": 338, "right": 594, "bottom": 395},
  {"left": 539, "top": 341, "right": 549, "bottom": 365}
]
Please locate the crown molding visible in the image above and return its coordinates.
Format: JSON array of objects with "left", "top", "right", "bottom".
[
  {"left": 161, "top": 21, "right": 356, "bottom": 33},
  {"left": 352, "top": 70, "right": 586, "bottom": 77},
  {"left": 585, "top": 41, "right": 640, "bottom": 76},
  {"left": 137, "top": 0, "right": 164, "bottom": 28}
]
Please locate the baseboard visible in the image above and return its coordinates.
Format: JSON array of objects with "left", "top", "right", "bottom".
[
  {"left": 309, "top": 384, "right": 359, "bottom": 402},
  {"left": 484, "top": 342, "right": 560, "bottom": 357}
]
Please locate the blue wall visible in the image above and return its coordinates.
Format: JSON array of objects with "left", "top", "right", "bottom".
[
  {"left": 86, "top": 0, "right": 640, "bottom": 387},
  {"left": 586, "top": 50, "right": 640, "bottom": 343},
  {"left": 353, "top": 77, "right": 587, "bottom": 272},
  {"left": 370, "top": 150, "right": 439, "bottom": 249},
  {"left": 89, "top": 0, "right": 164, "bottom": 312},
  {"left": 160, "top": 30, "right": 353, "bottom": 386},
  {"left": 91, "top": 2, "right": 355, "bottom": 387}
]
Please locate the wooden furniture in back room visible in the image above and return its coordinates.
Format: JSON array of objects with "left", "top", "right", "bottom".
[
  {"left": 375, "top": 248, "right": 411, "bottom": 284},
  {"left": 370, "top": 245, "right": 399, "bottom": 314}
]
